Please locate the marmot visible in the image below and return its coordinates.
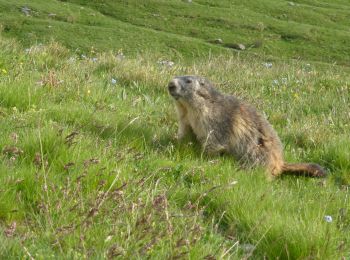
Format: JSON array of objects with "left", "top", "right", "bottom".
[{"left": 168, "top": 75, "right": 326, "bottom": 178}]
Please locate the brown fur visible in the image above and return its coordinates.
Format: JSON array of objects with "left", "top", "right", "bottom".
[{"left": 167, "top": 75, "right": 326, "bottom": 178}]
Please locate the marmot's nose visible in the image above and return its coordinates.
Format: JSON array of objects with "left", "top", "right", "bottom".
[{"left": 168, "top": 81, "right": 177, "bottom": 93}]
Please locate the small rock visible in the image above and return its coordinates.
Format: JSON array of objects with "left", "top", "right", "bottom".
[
  {"left": 236, "top": 44, "right": 246, "bottom": 50},
  {"left": 225, "top": 43, "right": 246, "bottom": 50},
  {"left": 116, "top": 52, "right": 125, "bottom": 60},
  {"left": 157, "top": 60, "right": 175, "bottom": 67},
  {"left": 21, "top": 6, "right": 31, "bottom": 16},
  {"left": 288, "top": 2, "right": 296, "bottom": 6},
  {"left": 48, "top": 13, "right": 56, "bottom": 17},
  {"left": 210, "top": 38, "right": 223, "bottom": 44},
  {"left": 263, "top": 62, "right": 273, "bottom": 69}
]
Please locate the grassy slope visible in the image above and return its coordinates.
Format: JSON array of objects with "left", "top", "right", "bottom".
[
  {"left": 1, "top": 0, "right": 350, "bottom": 64},
  {"left": 0, "top": 0, "right": 350, "bottom": 259}
]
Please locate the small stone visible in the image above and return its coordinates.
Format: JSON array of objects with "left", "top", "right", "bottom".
[
  {"left": 21, "top": 6, "right": 31, "bottom": 16},
  {"left": 157, "top": 60, "right": 175, "bottom": 67},
  {"left": 263, "top": 62, "right": 273, "bottom": 69},
  {"left": 288, "top": 2, "right": 296, "bottom": 6},
  {"left": 167, "top": 61, "right": 174, "bottom": 67},
  {"left": 116, "top": 52, "right": 125, "bottom": 60},
  {"left": 225, "top": 43, "right": 246, "bottom": 50},
  {"left": 236, "top": 44, "right": 245, "bottom": 50},
  {"left": 210, "top": 38, "right": 223, "bottom": 44}
]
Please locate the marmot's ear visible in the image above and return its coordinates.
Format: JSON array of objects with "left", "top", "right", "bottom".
[{"left": 199, "top": 79, "right": 205, "bottom": 86}]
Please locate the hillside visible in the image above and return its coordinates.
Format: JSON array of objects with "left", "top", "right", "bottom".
[
  {"left": 1, "top": 0, "right": 350, "bottom": 64},
  {"left": 1, "top": 0, "right": 350, "bottom": 259}
]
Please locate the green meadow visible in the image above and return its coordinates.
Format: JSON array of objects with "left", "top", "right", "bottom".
[{"left": 0, "top": 0, "right": 349, "bottom": 259}]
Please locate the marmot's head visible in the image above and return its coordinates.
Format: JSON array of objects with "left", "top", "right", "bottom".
[{"left": 168, "top": 76, "right": 219, "bottom": 104}]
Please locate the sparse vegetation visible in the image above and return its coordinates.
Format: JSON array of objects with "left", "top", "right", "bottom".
[{"left": 0, "top": 0, "right": 350, "bottom": 259}]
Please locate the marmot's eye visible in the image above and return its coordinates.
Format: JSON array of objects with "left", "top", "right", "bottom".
[{"left": 185, "top": 79, "right": 192, "bottom": 84}]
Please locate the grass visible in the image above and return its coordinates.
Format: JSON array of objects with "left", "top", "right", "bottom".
[
  {"left": 0, "top": 35, "right": 349, "bottom": 258},
  {"left": 1, "top": 0, "right": 350, "bottom": 64},
  {"left": 0, "top": 0, "right": 350, "bottom": 258}
]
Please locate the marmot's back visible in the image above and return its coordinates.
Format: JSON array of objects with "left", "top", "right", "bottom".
[
  {"left": 168, "top": 75, "right": 326, "bottom": 178},
  {"left": 227, "top": 99, "right": 284, "bottom": 173}
]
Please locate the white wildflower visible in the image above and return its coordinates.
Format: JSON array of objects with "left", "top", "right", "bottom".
[
  {"left": 111, "top": 78, "right": 117, "bottom": 85},
  {"left": 324, "top": 215, "right": 333, "bottom": 223}
]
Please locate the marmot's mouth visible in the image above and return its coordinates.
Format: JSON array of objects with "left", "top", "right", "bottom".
[
  {"left": 168, "top": 84, "right": 180, "bottom": 99},
  {"left": 168, "top": 81, "right": 183, "bottom": 100},
  {"left": 169, "top": 92, "right": 181, "bottom": 100}
]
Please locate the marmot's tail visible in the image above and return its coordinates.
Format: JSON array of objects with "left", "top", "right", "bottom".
[{"left": 281, "top": 163, "right": 326, "bottom": 177}]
